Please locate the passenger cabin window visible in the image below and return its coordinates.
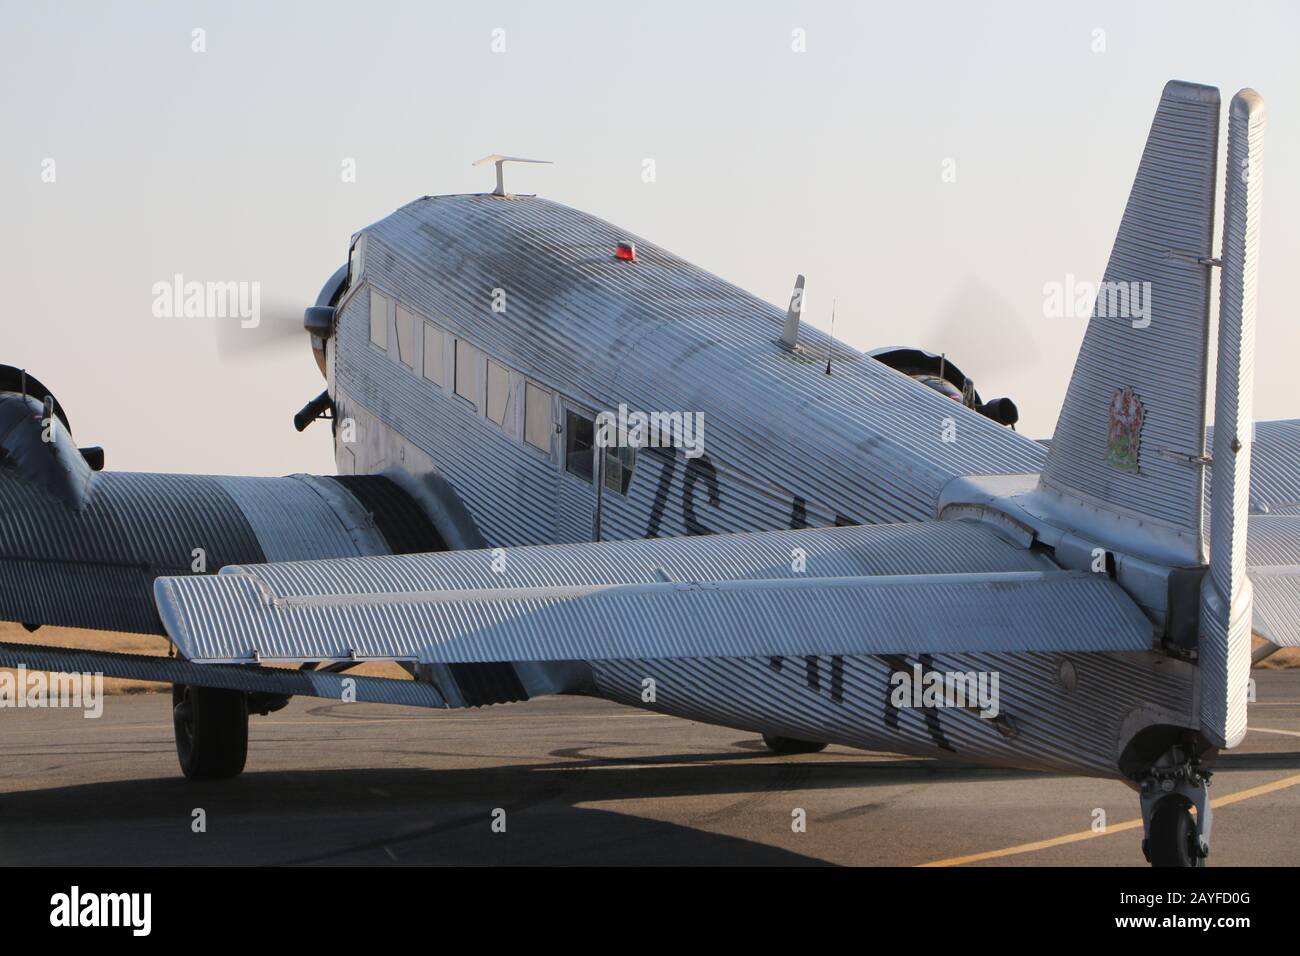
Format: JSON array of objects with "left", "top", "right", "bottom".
[
  {"left": 524, "top": 382, "right": 552, "bottom": 451},
  {"left": 564, "top": 408, "right": 636, "bottom": 494},
  {"left": 604, "top": 445, "right": 637, "bottom": 495},
  {"left": 369, "top": 290, "right": 389, "bottom": 349},
  {"left": 454, "top": 339, "right": 480, "bottom": 402},
  {"left": 487, "top": 360, "right": 510, "bottom": 426},
  {"left": 395, "top": 305, "right": 416, "bottom": 368},
  {"left": 565, "top": 410, "right": 595, "bottom": 481},
  {"left": 423, "top": 323, "right": 444, "bottom": 385}
]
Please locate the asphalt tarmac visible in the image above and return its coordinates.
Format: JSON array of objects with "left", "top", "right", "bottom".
[{"left": 2, "top": 670, "right": 1298, "bottom": 866}]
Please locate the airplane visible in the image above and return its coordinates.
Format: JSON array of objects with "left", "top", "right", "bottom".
[{"left": 0, "top": 80, "right": 1293, "bottom": 868}]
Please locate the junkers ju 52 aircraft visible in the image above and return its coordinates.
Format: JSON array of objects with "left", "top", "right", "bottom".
[{"left": 1, "top": 80, "right": 1294, "bottom": 867}]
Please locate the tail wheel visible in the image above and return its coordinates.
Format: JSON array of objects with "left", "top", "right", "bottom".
[
  {"left": 172, "top": 685, "right": 249, "bottom": 780},
  {"left": 762, "top": 734, "right": 828, "bottom": 755},
  {"left": 1146, "top": 799, "right": 1205, "bottom": 867}
]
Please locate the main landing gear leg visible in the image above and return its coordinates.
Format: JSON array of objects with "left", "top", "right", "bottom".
[{"left": 1139, "top": 747, "right": 1212, "bottom": 868}]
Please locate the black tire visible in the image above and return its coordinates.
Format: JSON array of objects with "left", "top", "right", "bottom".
[
  {"left": 1147, "top": 799, "right": 1204, "bottom": 867},
  {"left": 762, "top": 733, "right": 828, "bottom": 755},
  {"left": 172, "top": 684, "right": 248, "bottom": 780}
]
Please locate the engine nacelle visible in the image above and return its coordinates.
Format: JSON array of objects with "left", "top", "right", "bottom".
[
  {"left": 866, "top": 347, "right": 1019, "bottom": 428},
  {"left": 0, "top": 365, "right": 104, "bottom": 509}
]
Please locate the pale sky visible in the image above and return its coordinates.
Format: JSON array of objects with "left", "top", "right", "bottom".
[{"left": 3, "top": 0, "right": 1297, "bottom": 475}]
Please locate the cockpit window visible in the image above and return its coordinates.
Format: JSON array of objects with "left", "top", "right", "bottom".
[
  {"left": 348, "top": 235, "right": 366, "bottom": 286},
  {"left": 914, "top": 374, "right": 963, "bottom": 402}
]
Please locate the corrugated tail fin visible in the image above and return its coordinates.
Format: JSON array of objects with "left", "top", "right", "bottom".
[
  {"left": 1039, "top": 81, "right": 1221, "bottom": 566},
  {"left": 1199, "top": 90, "right": 1265, "bottom": 748}
]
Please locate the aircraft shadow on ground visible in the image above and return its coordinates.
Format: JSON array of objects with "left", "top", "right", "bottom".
[{"left": 0, "top": 747, "right": 1048, "bottom": 866}]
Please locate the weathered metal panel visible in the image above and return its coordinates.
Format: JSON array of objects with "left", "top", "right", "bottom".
[
  {"left": 1039, "top": 81, "right": 1220, "bottom": 560},
  {"left": 336, "top": 183, "right": 1047, "bottom": 551},
  {"left": 1200, "top": 90, "right": 1265, "bottom": 748}
]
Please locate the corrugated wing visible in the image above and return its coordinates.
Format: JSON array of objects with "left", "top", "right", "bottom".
[{"left": 153, "top": 521, "right": 1154, "bottom": 664}]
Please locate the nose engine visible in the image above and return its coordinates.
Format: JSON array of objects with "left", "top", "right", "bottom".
[
  {"left": 293, "top": 265, "right": 349, "bottom": 432},
  {"left": 303, "top": 263, "right": 349, "bottom": 380}
]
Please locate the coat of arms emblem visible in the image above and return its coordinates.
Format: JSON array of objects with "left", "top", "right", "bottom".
[{"left": 1105, "top": 385, "right": 1144, "bottom": 473}]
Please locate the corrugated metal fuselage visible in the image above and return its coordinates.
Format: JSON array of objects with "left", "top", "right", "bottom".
[{"left": 324, "top": 193, "right": 1196, "bottom": 780}]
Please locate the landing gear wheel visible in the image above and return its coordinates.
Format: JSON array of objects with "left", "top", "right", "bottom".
[
  {"left": 172, "top": 684, "right": 248, "bottom": 780},
  {"left": 1146, "top": 799, "right": 1205, "bottom": 868},
  {"left": 762, "top": 734, "right": 828, "bottom": 755}
]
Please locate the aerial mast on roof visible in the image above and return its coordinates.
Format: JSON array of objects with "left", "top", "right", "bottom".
[
  {"left": 472, "top": 154, "right": 553, "bottom": 197},
  {"left": 779, "top": 274, "right": 805, "bottom": 350}
]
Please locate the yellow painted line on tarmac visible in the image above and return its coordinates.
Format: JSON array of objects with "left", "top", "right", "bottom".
[{"left": 918, "top": 771, "right": 1300, "bottom": 867}]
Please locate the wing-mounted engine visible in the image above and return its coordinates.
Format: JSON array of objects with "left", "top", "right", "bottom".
[
  {"left": 0, "top": 366, "right": 103, "bottom": 510},
  {"left": 867, "top": 347, "right": 1019, "bottom": 427}
]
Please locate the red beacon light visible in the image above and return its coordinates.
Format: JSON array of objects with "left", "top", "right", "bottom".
[{"left": 614, "top": 241, "right": 637, "bottom": 262}]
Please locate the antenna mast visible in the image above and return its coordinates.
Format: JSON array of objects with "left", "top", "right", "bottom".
[
  {"left": 825, "top": 299, "right": 837, "bottom": 375},
  {"left": 472, "top": 154, "right": 553, "bottom": 197}
]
